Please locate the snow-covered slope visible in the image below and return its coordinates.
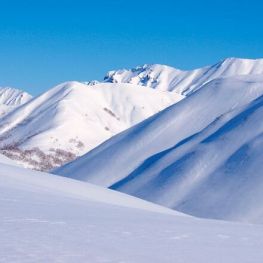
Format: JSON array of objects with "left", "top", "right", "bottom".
[
  {"left": 0, "top": 153, "right": 19, "bottom": 166},
  {"left": 105, "top": 58, "right": 263, "bottom": 95},
  {"left": 1, "top": 162, "right": 263, "bottom": 262},
  {"left": 110, "top": 92, "right": 263, "bottom": 223},
  {"left": 0, "top": 81, "right": 182, "bottom": 170},
  {"left": 0, "top": 87, "right": 32, "bottom": 116},
  {"left": 56, "top": 75, "right": 263, "bottom": 223}
]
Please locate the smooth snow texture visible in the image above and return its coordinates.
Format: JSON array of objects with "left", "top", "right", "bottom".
[
  {"left": 105, "top": 57, "right": 263, "bottom": 95},
  {"left": 0, "top": 87, "right": 32, "bottom": 116},
  {"left": 56, "top": 75, "right": 263, "bottom": 223},
  {"left": 1, "top": 162, "right": 263, "bottom": 262},
  {"left": 0, "top": 81, "right": 182, "bottom": 170}
]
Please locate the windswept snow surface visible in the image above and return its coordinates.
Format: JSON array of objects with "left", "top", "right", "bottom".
[
  {"left": 0, "top": 81, "right": 182, "bottom": 170},
  {"left": 56, "top": 75, "right": 263, "bottom": 223},
  {"left": 0, "top": 87, "right": 32, "bottom": 116},
  {"left": 1, "top": 162, "right": 263, "bottom": 262},
  {"left": 105, "top": 57, "right": 263, "bottom": 95}
]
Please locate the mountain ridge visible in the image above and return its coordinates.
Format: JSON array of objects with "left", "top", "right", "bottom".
[
  {"left": 0, "top": 81, "right": 181, "bottom": 170},
  {"left": 104, "top": 57, "right": 263, "bottom": 95}
]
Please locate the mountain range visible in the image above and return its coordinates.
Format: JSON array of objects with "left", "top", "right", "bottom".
[
  {"left": 2, "top": 57, "right": 263, "bottom": 171},
  {"left": 1, "top": 57, "right": 263, "bottom": 223},
  {"left": 55, "top": 58, "right": 263, "bottom": 223},
  {"left": 2, "top": 57, "right": 263, "bottom": 262}
]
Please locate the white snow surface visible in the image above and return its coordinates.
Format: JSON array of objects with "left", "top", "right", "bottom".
[
  {"left": 105, "top": 57, "right": 263, "bottom": 95},
  {"left": 0, "top": 81, "right": 182, "bottom": 170},
  {"left": 0, "top": 87, "right": 32, "bottom": 116},
  {"left": 1, "top": 162, "right": 263, "bottom": 262},
  {"left": 0, "top": 153, "right": 19, "bottom": 166},
  {"left": 56, "top": 75, "right": 263, "bottom": 223}
]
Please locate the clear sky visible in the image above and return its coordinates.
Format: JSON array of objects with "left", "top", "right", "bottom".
[{"left": 0, "top": 0, "right": 262, "bottom": 95}]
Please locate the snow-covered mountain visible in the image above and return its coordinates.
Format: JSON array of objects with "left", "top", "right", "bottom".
[
  {"left": 56, "top": 75, "right": 263, "bottom": 223},
  {"left": 104, "top": 58, "right": 263, "bottom": 95},
  {"left": 0, "top": 87, "right": 32, "bottom": 116},
  {"left": 2, "top": 159, "right": 263, "bottom": 262},
  {"left": 0, "top": 81, "right": 182, "bottom": 170},
  {"left": 2, "top": 57, "right": 263, "bottom": 171}
]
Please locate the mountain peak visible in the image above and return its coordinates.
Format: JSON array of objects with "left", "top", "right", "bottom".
[{"left": 103, "top": 57, "right": 263, "bottom": 95}]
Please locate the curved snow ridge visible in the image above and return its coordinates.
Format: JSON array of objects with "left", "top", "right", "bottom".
[
  {"left": 0, "top": 82, "right": 74, "bottom": 134},
  {"left": 104, "top": 57, "right": 263, "bottom": 95},
  {"left": 0, "top": 162, "right": 180, "bottom": 216}
]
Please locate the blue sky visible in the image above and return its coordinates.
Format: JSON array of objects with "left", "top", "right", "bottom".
[{"left": 0, "top": 0, "right": 262, "bottom": 95}]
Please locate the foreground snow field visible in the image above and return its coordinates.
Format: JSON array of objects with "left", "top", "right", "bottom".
[{"left": 1, "top": 161, "right": 263, "bottom": 262}]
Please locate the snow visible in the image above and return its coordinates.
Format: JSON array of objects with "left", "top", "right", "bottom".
[
  {"left": 56, "top": 75, "right": 263, "bottom": 223},
  {"left": 0, "top": 87, "right": 32, "bottom": 106},
  {"left": 3, "top": 57, "right": 263, "bottom": 170},
  {"left": 1, "top": 58, "right": 263, "bottom": 261},
  {"left": 0, "top": 153, "right": 19, "bottom": 166},
  {"left": 1, "top": 161, "right": 263, "bottom": 262},
  {"left": 0, "top": 81, "right": 182, "bottom": 170},
  {"left": 0, "top": 87, "right": 32, "bottom": 116},
  {"left": 104, "top": 57, "right": 263, "bottom": 95}
]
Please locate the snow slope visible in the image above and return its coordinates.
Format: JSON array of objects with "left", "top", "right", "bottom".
[
  {"left": 0, "top": 153, "right": 19, "bottom": 166},
  {"left": 105, "top": 57, "right": 263, "bottom": 95},
  {"left": 56, "top": 75, "right": 263, "bottom": 223},
  {"left": 0, "top": 87, "right": 32, "bottom": 116},
  {"left": 1, "top": 162, "right": 263, "bottom": 262},
  {"left": 0, "top": 81, "right": 182, "bottom": 170}
]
